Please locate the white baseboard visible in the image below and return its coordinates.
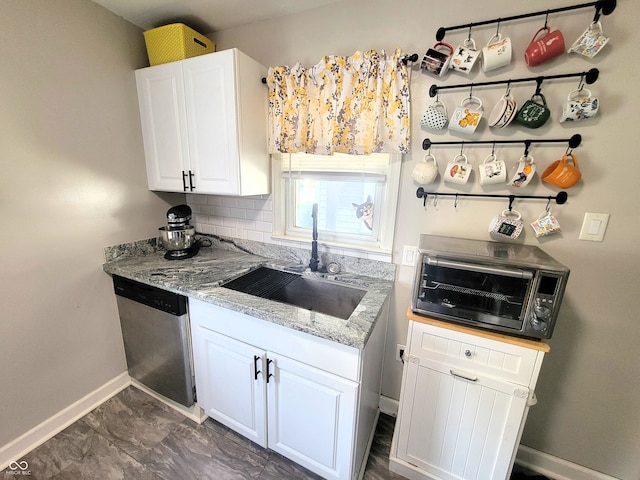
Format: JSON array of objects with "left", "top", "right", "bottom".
[
  {"left": 129, "top": 379, "right": 207, "bottom": 424},
  {"left": 379, "top": 395, "right": 399, "bottom": 416},
  {"left": 516, "top": 445, "right": 621, "bottom": 480},
  {"left": 0, "top": 372, "right": 130, "bottom": 471}
]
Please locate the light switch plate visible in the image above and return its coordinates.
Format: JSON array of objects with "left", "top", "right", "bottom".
[
  {"left": 579, "top": 213, "right": 610, "bottom": 241},
  {"left": 402, "top": 245, "right": 417, "bottom": 266}
]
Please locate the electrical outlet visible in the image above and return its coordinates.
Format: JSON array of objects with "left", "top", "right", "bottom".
[{"left": 396, "top": 344, "right": 406, "bottom": 362}]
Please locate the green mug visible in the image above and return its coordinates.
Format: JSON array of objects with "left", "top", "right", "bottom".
[{"left": 516, "top": 93, "right": 550, "bottom": 128}]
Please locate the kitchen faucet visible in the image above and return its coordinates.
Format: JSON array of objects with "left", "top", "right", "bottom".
[{"left": 309, "top": 203, "right": 320, "bottom": 271}]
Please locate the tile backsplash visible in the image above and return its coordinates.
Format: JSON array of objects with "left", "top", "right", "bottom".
[
  {"left": 186, "top": 193, "right": 391, "bottom": 263},
  {"left": 187, "top": 193, "right": 274, "bottom": 243}
]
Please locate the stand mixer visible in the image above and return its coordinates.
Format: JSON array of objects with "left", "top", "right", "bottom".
[{"left": 158, "top": 205, "right": 198, "bottom": 259}]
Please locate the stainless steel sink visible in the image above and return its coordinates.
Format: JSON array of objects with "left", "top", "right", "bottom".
[{"left": 222, "top": 267, "right": 366, "bottom": 320}]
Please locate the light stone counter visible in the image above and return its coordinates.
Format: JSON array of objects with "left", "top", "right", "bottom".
[{"left": 102, "top": 236, "right": 394, "bottom": 349}]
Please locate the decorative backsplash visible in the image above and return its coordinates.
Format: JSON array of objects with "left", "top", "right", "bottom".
[{"left": 187, "top": 193, "right": 274, "bottom": 243}]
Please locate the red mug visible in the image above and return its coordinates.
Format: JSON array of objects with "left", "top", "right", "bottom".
[{"left": 524, "top": 27, "right": 565, "bottom": 66}]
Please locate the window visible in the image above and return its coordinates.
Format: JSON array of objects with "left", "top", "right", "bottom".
[{"left": 272, "top": 152, "right": 401, "bottom": 258}]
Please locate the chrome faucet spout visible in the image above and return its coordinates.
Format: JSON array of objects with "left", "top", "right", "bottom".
[{"left": 309, "top": 203, "right": 319, "bottom": 271}]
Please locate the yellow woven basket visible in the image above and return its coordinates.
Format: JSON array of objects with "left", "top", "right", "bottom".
[{"left": 143, "top": 23, "right": 215, "bottom": 66}]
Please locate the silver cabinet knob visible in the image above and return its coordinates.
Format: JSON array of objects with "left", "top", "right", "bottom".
[{"left": 464, "top": 349, "right": 472, "bottom": 358}]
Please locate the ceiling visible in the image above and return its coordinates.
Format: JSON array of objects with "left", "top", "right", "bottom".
[{"left": 91, "top": 0, "right": 347, "bottom": 34}]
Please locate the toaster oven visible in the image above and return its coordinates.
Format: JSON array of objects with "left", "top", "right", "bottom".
[{"left": 411, "top": 235, "right": 570, "bottom": 339}]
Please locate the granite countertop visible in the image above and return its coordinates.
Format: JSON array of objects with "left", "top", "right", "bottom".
[{"left": 103, "top": 243, "right": 393, "bottom": 350}]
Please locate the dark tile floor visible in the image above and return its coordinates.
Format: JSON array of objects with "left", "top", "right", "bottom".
[
  {"left": 3, "top": 386, "right": 549, "bottom": 480},
  {"left": 3, "top": 386, "right": 404, "bottom": 480}
]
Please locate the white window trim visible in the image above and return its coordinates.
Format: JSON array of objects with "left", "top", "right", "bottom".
[{"left": 270, "top": 153, "right": 402, "bottom": 261}]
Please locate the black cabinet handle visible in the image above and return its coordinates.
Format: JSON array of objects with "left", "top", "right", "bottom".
[
  {"left": 254, "top": 355, "right": 261, "bottom": 380},
  {"left": 188, "top": 170, "right": 195, "bottom": 191},
  {"left": 182, "top": 171, "right": 188, "bottom": 191},
  {"left": 266, "top": 358, "right": 274, "bottom": 383}
]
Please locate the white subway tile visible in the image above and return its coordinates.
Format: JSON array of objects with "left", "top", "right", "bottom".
[
  {"left": 246, "top": 231, "right": 264, "bottom": 242},
  {"left": 255, "top": 221, "right": 273, "bottom": 233},
  {"left": 222, "top": 197, "right": 239, "bottom": 207},
  {"left": 228, "top": 207, "right": 247, "bottom": 219}
]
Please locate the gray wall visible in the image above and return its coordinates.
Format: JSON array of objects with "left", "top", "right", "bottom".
[
  {"left": 0, "top": 0, "right": 183, "bottom": 447},
  {"left": 209, "top": 1, "right": 640, "bottom": 478}
]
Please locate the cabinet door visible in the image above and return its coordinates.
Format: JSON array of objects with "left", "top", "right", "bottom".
[
  {"left": 183, "top": 50, "right": 241, "bottom": 194},
  {"left": 396, "top": 356, "right": 529, "bottom": 480},
  {"left": 135, "top": 62, "right": 189, "bottom": 192},
  {"left": 191, "top": 326, "right": 267, "bottom": 447},
  {"left": 267, "top": 352, "right": 358, "bottom": 480}
]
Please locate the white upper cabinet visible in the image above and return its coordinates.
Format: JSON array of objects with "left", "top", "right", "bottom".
[{"left": 135, "top": 48, "right": 270, "bottom": 196}]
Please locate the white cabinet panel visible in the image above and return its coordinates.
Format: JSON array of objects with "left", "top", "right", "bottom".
[
  {"left": 267, "top": 352, "right": 358, "bottom": 480},
  {"left": 396, "top": 357, "right": 528, "bottom": 480},
  {"left": 191, "top": 327, "right": 266, "bottom": 446},
  {"left": 135, "top": 62, "right": 189, "bottom": 192},
  {"left": 183, "top": 52, "right": 240, "bottom": 194}
]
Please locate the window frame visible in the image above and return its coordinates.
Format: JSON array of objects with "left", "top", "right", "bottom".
[{"left": 271, "top": 152, "right": 402, "bottom": 259}]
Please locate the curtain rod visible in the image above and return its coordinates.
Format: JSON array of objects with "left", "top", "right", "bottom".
[{"left": 260, "top": 53, "right": 419, "bottom": 84}]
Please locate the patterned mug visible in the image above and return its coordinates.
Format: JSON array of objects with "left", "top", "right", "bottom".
[
  {"left": 568, "top": 21, "right": 610, "bottom": 58},
  {"left": 530, "top": 210, "right": 562, "bottom": 238},
  {"left": 559, "top": 89, "right": 599, "bottom": 123},
  {"left": 421, "top": 100, "right": 448, "bottom": 130}
]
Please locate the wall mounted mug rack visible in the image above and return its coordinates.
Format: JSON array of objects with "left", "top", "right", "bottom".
[
  {"left": 435, "top": 0, "right": 617, "bottom": 41},
  {"left": 422, "top": 134, "right": 582, "bottom": 154},
  {"left": 416, "top": 187, "right": 568, "bottom": 210},
  {"left": 429, "top": 69, "right": 598, "bottom": 97}
]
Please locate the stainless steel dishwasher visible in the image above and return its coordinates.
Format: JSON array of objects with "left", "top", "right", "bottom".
[{"left": 112, "top": 275, "right": 195, "bottom": 407}]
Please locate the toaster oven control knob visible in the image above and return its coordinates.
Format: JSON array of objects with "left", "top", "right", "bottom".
[
  {"left": 533, "top": 298, "right": 552, "bottom": 320},
  {"left": 530, "top": 299, "right": 550, "bottom": 332}
]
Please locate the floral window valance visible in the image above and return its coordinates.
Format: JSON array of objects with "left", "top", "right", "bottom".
[{"left": 266, "top": 48, "right": 411, "bottom": 155}]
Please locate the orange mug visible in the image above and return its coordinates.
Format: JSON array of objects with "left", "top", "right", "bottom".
[
  {"left": 525, "top": 27, "right": 565, "bottom": 66},
  {"left": 541, "top": 153, "right": 581, "bottom": 188}
]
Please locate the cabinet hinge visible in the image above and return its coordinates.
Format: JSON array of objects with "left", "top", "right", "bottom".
[{"left": 193, "top": 385, "right": 197, "bottom": 402}]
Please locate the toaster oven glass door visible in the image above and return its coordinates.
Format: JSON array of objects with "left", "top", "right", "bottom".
[{"left": 416, "top": 259, "right": 534, "bottom": 329}]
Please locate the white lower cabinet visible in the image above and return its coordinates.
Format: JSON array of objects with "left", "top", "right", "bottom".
[
  {"left": 390, "top": 319, "right": 547, "bottom": 480},
  {"left": 189, "top": 298, "right": 388, "bottom": 480}
]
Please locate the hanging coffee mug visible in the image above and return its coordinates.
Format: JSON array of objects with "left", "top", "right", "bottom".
[
  {"left": 450, "top": 38, "right": 481, "bottom": 75},
  {"left": 478, "top": 153, "right": 507, "bottom": 185},
  {"left": 516, "top": 93, "right": 551, "bottom": 128},
  {"left": 530, "top": 210, "right": 562, "bottom": 238},
  {"left": 449, "top": 96, "right": 484, "bottom": 134},
  {"left": 489, "top": 209, "right": 524, "bottom": 240},
  {"left": 482, "top": 33, "right": 512, "bottom": 72},
  {"left": 444, "top": 153, "right": 472, "bottom": 185},
  {"left": 525, "top": 26, "right": 565, "bottom": 66},
  {"left": 568, "top": 21, "right": 610, "bottom": 58},
  {"left": 507, "top": 155, "right": 536, "bottom": 188},
  {"left": 412, "top": 153, "right": 439, "bottom": 185},
  {"left": 488, "top": 93, "right": 517, "bottom": 128},
  {"left": 421, "top": 100, "right": 448, "bottom": 130},
  {"left": 559, "top": 88, "right": 599, "bottom": 122},
  {"left": 541, "top": 153, "right": 582, "bottom": 188},
  {"left": 421, "top": 42, "right": 454, "bottom": 77}
]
